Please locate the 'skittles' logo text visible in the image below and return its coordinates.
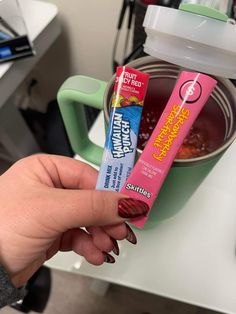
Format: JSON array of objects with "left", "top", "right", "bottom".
[
  {"left": 111, "top": 112, "right": 133, "bottom": 158},
  {"left": 125, "top": 183, "right": 152, "bottom": 199}
]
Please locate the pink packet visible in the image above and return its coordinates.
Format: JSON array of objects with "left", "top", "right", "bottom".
[{"left": 121, "top": 71, "right": 217, "bottom": 228}]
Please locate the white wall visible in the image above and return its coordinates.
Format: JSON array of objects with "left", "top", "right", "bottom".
[
  {"left": 24, "top": 0, "right": 134, "bottom": 108},
  {"left": 45, "top": 0, "right": 124, "bottom": 80}
]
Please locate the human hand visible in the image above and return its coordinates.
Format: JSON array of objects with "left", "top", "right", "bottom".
[{"left": 0, "top": 154, "right": 148, "bottom": 288}]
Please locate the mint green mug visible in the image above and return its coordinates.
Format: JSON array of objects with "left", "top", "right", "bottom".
[{"left": 57, "top": 57, "right": 236, "bottom": 224}]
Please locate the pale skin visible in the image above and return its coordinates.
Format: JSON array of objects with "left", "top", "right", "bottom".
[{"left": 0, "top": 154, "right": 144, "bottom": 289}]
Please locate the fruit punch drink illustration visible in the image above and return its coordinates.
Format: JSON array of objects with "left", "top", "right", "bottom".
[
  {"left": 121, "top": 71, "right": 217, "bottom": 228},
  {"left": 96, "top": 66, "right": 150, "bottom": 192}
]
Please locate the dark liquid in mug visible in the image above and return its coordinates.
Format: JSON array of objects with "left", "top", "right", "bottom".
[{"left": 138, "top": 77, "right": 226, "bottom": 159}]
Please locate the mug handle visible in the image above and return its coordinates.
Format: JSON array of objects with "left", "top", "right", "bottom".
[{"left": 57, "top": 76, "right": 107, "bottom": 166}]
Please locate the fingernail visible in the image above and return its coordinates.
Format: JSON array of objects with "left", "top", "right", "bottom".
[
  {"left": 118, "top": 198, "right": 149, "bottom": 219},
  {"left": 110, "top": 238, "right": 120, "bottom": 256},
  {"left": 125, "top": 223, "right": 137, "bottom": 245},
  {"left": 103, "top": 252, "right": 115, "bottom": 264}
]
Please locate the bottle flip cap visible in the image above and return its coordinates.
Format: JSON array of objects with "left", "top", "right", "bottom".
[{"left": 143, "top": 4, "right": 236, "bottom": 78}]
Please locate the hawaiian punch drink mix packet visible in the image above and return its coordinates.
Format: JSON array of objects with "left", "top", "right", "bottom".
[{"left": 96, "top": 66, "right": 150, "bottom": 192}]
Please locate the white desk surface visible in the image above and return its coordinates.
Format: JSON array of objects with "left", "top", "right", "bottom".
[
  {"left": 0, "top": 0, "right": 59, "bottom": 106},
  {"left": 47, "top": 112, "right": 236, "bottom": 314}
]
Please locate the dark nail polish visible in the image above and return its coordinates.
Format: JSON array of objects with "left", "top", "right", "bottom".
[
  {"left": 125, "top": 223, "right": 137, "bottom": 245},
  {"left": 103, "top": 252, "right": 115, "bottom": 264},
  {"left": 110, "top": 238, "right": 120, "bottom": 256},
  {"left": 118, "top": 198, "right": 149, "bottom": 219}
]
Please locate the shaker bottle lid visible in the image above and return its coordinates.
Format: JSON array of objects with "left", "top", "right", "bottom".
[{"left": 143, "top": 4, "right": 236, "bottom": 78}]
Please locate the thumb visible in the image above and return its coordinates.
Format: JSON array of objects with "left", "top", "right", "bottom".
[{"left": 42, "top": 188, "right": 149, "bottom": 230}]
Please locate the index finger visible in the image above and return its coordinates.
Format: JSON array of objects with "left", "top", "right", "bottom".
[{"left": 22, "top": 154, "right": 98, "bottom": 190}]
